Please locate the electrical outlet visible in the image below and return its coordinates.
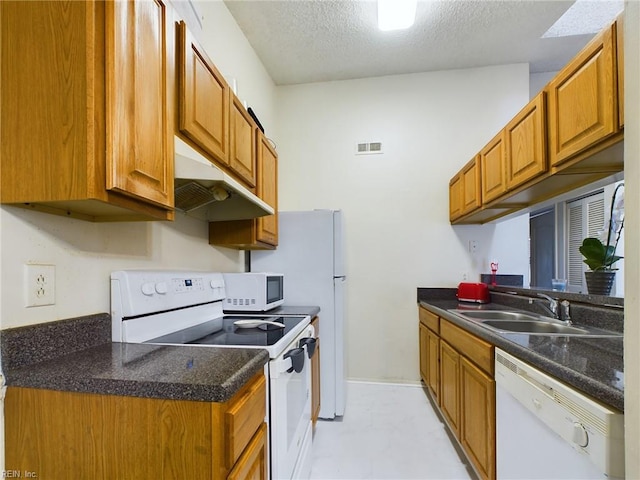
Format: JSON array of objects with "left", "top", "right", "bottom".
[
  {"left": 463, "top": 272, "right": 468, "bottom": 281},
  {"left": 25, "top": 264, "right": 55, "bottom": 307},
  {"left": 469, "top": 240, "right": 478, "bottom": 253}
]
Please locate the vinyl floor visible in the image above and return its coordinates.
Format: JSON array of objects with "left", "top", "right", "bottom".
[{"left": 309, "top": 381, "right": 473, "bottom": 480}]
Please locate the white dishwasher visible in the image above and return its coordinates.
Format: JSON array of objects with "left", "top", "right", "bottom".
[{"left": 495, "top": 349, "right": 624, "bottom": 479}]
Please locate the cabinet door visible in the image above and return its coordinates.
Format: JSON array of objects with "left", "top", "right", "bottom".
[
  {"left": 311, "top": 317, "right": 321, "bottom": 426},
  {"left": 548, "top": 23, "right": 617, "bottom": 167},
  {"left": 480, "top": 131, "right": 506, "bottom": 204},
  {"left": 460, "top": 357, "right": 495, "bottom": 480},
  {"left": 5, "top": 387, "right": 214, "bottom": 479},
  {"left": 439, "top": 341, "right": 460, "bottom": 436},
  {"left": 426, "top": 327, "right": 440, "bottom": 402},
  {"left": 505, "top": 92, "right": 547, "bottom": 190},
  {"left": 462, "top": 156, "right": 481, "bottom": 214},
  {"left": 230, "top": 95, "right": 257, "bottom": 187},
  {"left": 227, "top": 423, "right": 268, "bottom": 480},
  {"left": 256, "top": 132, "right": 278, "bottom": 246},
  {"left": 225, "top": 374, "right": 267, "bottom": 469},
  {"left": 178, "top": 21, "right": 230, "bottom": 164},
  {"left": 616, "top": 16, "right": 624, "bottom": 128},
  {"left": 449, "top": 174, "right": 463, "bottom": 221},
  {"left": 106, "top": 0, "right": 174, "bottom": 208},
  {"left": 419, "top": 323, "right": 430, "bottom": 384}
]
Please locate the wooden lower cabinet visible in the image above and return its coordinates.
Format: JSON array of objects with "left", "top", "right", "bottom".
[
  {"left": 419, "top": 322, "right": 429, "bottom": 383},
  {"left": 311, "top": 316, "right": 321, "bottom": 426},
  {"left": 5, "top": 372, "right": 268, "bottom": 480},
  {"left": 227, "top": 424, "right": 268, "bottom": 480},
  {"left": 439, "top": 340, "right": 461, "bottom": 437},
  {"left": 418, "top": 306, "right": 496, "bottom": 480},
  {"left": 426, "top": 327, "right": 440, "bottom": 402},
  {"left": 460, "top": 356, "right": 496, "bottom": 480},
  {"left": 419, "top": 308, "right": 440, "bottom": 401}
]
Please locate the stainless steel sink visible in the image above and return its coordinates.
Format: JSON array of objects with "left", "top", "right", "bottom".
[
  {"left": 453, "top": 310, "right": 542, "bottom": 322},
  {"left": 481, "top": 320, "right": 591, "bottom": 335},
  {"left": 448, "top": 309, "right": 622, "bottom": 337}
]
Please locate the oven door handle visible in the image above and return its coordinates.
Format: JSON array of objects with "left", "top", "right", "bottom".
[
  {"left": 284, "top": 347, "right": 305, "bottom": 373},
  {"left": 298, "top": 337, "right": 317, "bottom": 359},
  {"left": 271, "top": 351, "right": 306, "bottom": 379}
]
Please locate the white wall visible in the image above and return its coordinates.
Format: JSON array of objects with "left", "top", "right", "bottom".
[
  {"left": 191, "top": 1, "right": 277, "bottom": 138},
  {"left": 623, "top": 1, "right": 639, "bottom": 476},
  {"left": 529, "top": 71, "right": 557, "bottom": 99},
  {"left": 276, "top": 65, "right": 530, "bottom": 382},
  {"left": 0, "top": 0, "right": 276, "bottom": 468}
]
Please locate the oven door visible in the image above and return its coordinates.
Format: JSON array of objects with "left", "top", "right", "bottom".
[{"left": 269, "top": 329, "right": 314, "bottom": 480}]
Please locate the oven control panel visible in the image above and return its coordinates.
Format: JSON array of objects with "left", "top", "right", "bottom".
[
  {"left": 111, "top": 270, "right": 226, "bottom": 318},
  {"left": 172, "top": 277, "right": 204, "bottom": 293}
]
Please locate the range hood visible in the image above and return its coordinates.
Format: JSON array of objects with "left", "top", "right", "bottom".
[{"left": 174, "top": 137, "right": 274, "bottom": 221}]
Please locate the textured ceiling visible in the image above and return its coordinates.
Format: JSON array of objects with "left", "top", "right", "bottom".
[{"left": 223, "top": 0, "right": 612, "bottom": 86}]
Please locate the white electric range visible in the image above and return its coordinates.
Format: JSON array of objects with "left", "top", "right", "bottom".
[{"left": 110, "top": 270, "right": 315, "bottom": 480}]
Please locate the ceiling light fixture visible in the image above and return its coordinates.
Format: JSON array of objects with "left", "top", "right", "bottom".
[{"left": 377, "top": 0, "right": 417, "bottom": 31}]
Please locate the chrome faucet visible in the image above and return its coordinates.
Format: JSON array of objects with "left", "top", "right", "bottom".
[
  {"left": 536, "top": 293, "right": 572, "bottom": 325},
  {"left": 537, "top": 293, "right": 558, "bottom": 317},
  {"left": 560, "top": 300, "right": 571, "bottom": 325}
]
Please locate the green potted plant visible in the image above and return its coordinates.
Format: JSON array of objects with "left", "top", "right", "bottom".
[{"left": 579, "top": 183, "right": 624, "bottom": 295}]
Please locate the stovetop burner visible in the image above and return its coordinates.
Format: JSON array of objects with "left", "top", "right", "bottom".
[{"left": 147, "top": 315, "right": 308, "bottom": 348}]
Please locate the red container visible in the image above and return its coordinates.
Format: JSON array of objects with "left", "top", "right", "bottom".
[{"left": 457, "top": 282, "right": 490, "bottom": 303}]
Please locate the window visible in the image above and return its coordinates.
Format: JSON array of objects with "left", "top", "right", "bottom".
[
  {"left": 529, "top": 180, "right": 624, "bottom": 296},
  {"left": 566, "top": 191, "right": 605, "bottom": 292}
]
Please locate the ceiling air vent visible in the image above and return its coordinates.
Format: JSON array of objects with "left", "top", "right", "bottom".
[{"left": 356, "top": 142, "right": 383, "bottom": 155}]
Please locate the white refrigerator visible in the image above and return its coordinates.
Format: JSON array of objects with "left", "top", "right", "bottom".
[{"left": 251, "top": 210, "right": 346, "bottom": 419}]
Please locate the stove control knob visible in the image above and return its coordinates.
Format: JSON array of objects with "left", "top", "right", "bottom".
[
  {"left": 141, "top": 282, "right": 155, "bottom": 296},
  {"left": 155, "top": 282, "right": 168, "bottom": 294},
  {"left": 572, "top": 422, "right": 589, "bottom": 447}
]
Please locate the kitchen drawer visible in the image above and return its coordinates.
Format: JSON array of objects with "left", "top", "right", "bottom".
[
  {"left": 440, "top": 319, "right": 493, "bottom": 376},
  {"left": 225, "top": 372, "right": 267, "bottom": 468},
  {"left": 419, "top": 306, "right": 439, "bottom": 333},
  {"left": 227, "top": 423, "right": 268, "bottom": 480}
]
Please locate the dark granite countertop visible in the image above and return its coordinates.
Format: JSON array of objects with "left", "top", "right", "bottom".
[
  {"left": 417, "top": 290, "right": 623, "bottom": 412},
  {"left": 1, "top": 313, "right": 269, "bottom": 403},
  {"left": 5, "top": 342, "right": 269, "bottom": 403}
]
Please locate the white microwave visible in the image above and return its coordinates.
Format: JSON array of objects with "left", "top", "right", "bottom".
[{"left": 222, "top": 272, "right": 285, "bottom": 312}]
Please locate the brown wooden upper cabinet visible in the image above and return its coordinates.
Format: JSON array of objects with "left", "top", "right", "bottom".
[
  {"left": 449, "top": 155, "right": 481, "bottom": 222},
  {"left": 480, "top": 132, "right": 507, "bottom": 204},
  {"left": 449, "top": 173, "right": 464, "bottom": 221},
  {"left": 448, "top": 18, "right": 623, "bottom": 226},
  {"left": 0, "top": 0, "right": 174, "bottom": 221},
  {"left": 462, "top": 156, "right": 482, "bottom": 214},
  {"left": 505, "top": 92, "right": 547, "bottom": 190},
  {"left": 230, "top": 94, "right": 258, "bottom": 188},
  {"left": 547, "top": 22, "right": 618, "bottom": 167},
  {"left": 208, "top": 131, "right": 278, "bottom": 250},
  {"left": 106, "top": 0, "right": 174, "bottom": 210},
  {"left": 255, "top": 132, "right": 279, "bottom": 246},
  {"left": 616, "top": 15, "right": 624, "bottom": 128},
  {"left": 178, "top": 21, "right": 230, "bottom": 165}
]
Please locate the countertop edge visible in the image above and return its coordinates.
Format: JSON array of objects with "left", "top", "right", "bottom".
[{"left": 5, "top": 343, "right": 270, "bottom": 403}]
